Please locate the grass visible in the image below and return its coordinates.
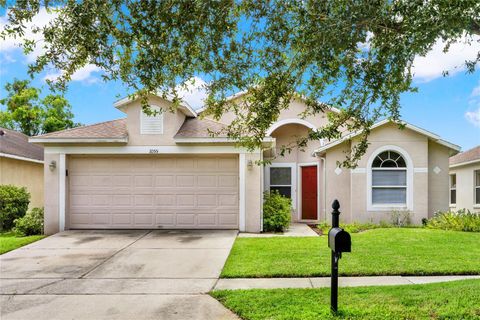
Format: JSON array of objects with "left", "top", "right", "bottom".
[
  {"left": 221, "top": 228, "right": 480, "bottom": 278},
  {"left": 0, "top": 231, "right": 45, "bottom": 254},
  {"left": 211, "top": 279, "right": 480, "bottom": 320}
]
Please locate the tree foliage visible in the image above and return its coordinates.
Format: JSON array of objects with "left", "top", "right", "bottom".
[
  {"left": 0, "top": 79, "right": 80, "bottom": 136},
  {"left": 1, "top": 1, "right": 479, "bottom": 165}
]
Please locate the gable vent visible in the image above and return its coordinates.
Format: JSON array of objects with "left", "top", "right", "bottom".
[{"left": 140, "top": 105, "right": 164, "bottom": 134}]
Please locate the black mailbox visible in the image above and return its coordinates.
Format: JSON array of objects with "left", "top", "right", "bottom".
[{"left": 328, "top": 227, "right": 351, "bottom": 253}]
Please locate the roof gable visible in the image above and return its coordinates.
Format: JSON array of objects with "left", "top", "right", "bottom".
[{"left": 314, "top": 119, "right": 461, "bottom": 155}]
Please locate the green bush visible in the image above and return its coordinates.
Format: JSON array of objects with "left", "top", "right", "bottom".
[
  {"left": 0, "top": 185, "right": 30, "bottom": 230},
  {"left": 13, "top": 207, "right": 44, "bottom": 236},
  {"left": 263, "top": 191, "right": 291, "bottom": 232},
  {"left": 426, "top": 209, "right": 480, "bottom": 232}
]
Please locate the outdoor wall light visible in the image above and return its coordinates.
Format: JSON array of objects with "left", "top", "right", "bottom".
[
  {"left": 247, "top": 160, "right": 253, "bottom": 170},
  {"left": 49, "top": 160, "right": 57, "bottom": 171}
]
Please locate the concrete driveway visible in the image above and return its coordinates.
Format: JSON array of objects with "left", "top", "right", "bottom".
[{"left": 0, "top": 230, "right": 239, "bottom": 320}]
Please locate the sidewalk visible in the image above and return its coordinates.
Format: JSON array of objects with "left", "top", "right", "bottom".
[{"left": 214, "top": 275, "right": 480, "bottom": 290}]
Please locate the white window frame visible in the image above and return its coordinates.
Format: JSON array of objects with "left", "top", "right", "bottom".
[
  {"left": 264, "top": 163, "right": 297, "bottom": 209},
  {"left": 449, "top": 173, "right": 457, "bottom": 207},
  {"left": 474, "top": 170, "right": 480, "bottom": 207},
  {"left": 367, "top": 145, "right": 413, "bottom": 211},
  {"left": 140, "top": 105, "right": 164, "bottom": 134}
]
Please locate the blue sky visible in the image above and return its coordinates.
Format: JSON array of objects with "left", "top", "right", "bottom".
[{"left": 0, "top": 8, "right": 479, "bottom": 151}]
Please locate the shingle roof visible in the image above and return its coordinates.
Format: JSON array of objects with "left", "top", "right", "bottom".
[
  {"left": 449, "top": 145, "right": 480, "bottom": 166},
  {"left": 32, "top": 119, "right": 127, "bottom": 139},
  {"left": 174, "top": 117, "right": 228, "bottom": 138},
  {"left": 0, "top": 128, "right": 44, "bottom": 161}
]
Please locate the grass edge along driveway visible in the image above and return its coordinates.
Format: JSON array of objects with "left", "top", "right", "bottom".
[
  {"left": 0, "top": 232, "right": 45, "bottom": 254},
  {"left": 221, "top": 228, "right": 480, "bottom": 278},
  {"left": 211, "top": 279, "right": 480, "bottom": 320}
]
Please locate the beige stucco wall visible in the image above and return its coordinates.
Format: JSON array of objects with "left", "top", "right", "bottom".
[
  {"left": 43, "top": 153, "right": 60, "bottom": 235},
  {"left": 428, "top": 141, "right": 450, "bottom": 216},
  {"left": 123, "top": 96, "right": 187, "bottom": 146},
  {"left": 245, "top": 152, "right": 263, "bottom": 232},
  {"left": 0, "top": 157, "right": 44, "bottom": 209},
  {"left": 449, "top": 161, "right": 480, "bottom": 213},
  {"left": 325, "top": 123, "right": 433, "bottom": 224}
]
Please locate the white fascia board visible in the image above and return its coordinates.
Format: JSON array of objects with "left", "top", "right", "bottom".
[
  {"left": 449, "top": 159, "right": 480, "bottom": 169},
  {"left": 29, "top": 137, "right": 128, "bottom": 144},
  {"left": 0, "top": 153, "right": 44, "bottom": 164},
  {"left": 114, "top": 94, "right": 197, "bottom": 117},
  {"left": 43, "top": 145, "right": 261, "bottom": 154}
]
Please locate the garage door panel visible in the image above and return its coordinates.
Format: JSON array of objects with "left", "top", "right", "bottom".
[{"left": 68, "top": 155, "right": 239, "bottom": 229}]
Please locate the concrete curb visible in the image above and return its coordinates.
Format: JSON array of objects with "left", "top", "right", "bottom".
[{"left": 214, "top": 275, "right": 480, "bottom": 290}]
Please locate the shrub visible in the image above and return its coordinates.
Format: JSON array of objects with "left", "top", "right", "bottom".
[
  {"left": 263, "top": 191, "right": 291, "bottom": 232},
  {"left": 389, "top": 210, "right": 412, "bottom": 227},
  {"left": 13, "top": 207, "right": 44, "bottom": 236},
  {"left": 0, "top": 185, "right": 30, "bottom": 230},
  {"left": 426, "top": 209, "right": 480, "bottom": 232}
]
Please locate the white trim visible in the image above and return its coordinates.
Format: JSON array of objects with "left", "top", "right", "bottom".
[
  {"left": 449, "top": 159, "right": 480, "bottom": 168},
  {"left": 366, "top": 145, "right": 413, "bottom": 211},
  {"left": 266, "top": 118, "right": 317, "bottom": 136},
  {"left": 29, "top": 138, "right": 128, "bottom": 144},
  {"left": 414, "top": 167, "right": 428, "bottom": 173},
  {"left": 58, "top": 154, "right": 66, "bottom": 232},
  {"left": 43, "top": 145, "right": 255, "bottom": 155},
  {"left": 314, "top": 119, "right": 461, "bottom": 154},
  {"left": 0, "top": 152, "right": 44, "bottom": 164},
  {"left": 264, "top": 162, "right": 297, "bottom": 210},
  {"left": 114, "top": 94, "right": 198, "bottom": 117},
  {"left": 297, "top": 162, "right": 320, "bottom": 221},
  {"left": 449, "top": 173, "right": 457, "bottom": 207},
  {"left": 239, "top": 154, "right": 246, "bottom": 232},
  {"left": 174, "top": 137, "right": 275, "bottom": 144}
]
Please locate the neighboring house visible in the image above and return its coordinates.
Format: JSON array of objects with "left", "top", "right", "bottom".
[
  {"left": 0, "top": 128, "right": 44, "bottom": 208},
  {"left": 449, "top": 146, "right": 480, "bottom": 213},
  {"left": 30, "top": 94, "right": 460, "bottom": 234}
]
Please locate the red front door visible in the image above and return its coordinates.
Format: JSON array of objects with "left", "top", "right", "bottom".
[{"left": 301, "top": 166, "right": 318, "bottom": 220}]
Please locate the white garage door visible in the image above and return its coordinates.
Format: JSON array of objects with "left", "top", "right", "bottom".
[{"left": 68, "top": 155, "right": 239, "bottom": 229}]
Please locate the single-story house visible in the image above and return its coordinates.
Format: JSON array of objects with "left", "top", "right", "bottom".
[
  {"left": 30, "top": 93, "right": 460, "bottom": 234},
  {"left": 449, "top": 146, "right": 480, "bottom": 213},
  {"left": 0, "top": 127, "right": 44, "bottom": 208}
]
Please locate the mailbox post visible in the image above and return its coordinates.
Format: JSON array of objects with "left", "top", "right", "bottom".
[{"left": 328, "top": 199, "right": 351, "bottom": 314}]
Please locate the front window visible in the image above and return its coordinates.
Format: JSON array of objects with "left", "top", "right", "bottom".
[
  {"left": 371, "top": 151, "right": 407, "bottom": 205},
  {"left": 269, "top": 167, "right": 292, "bottom": 198},
  {"left": 475, "top": 171, "right": 480, "bottom": 205},
  {"left": 450, "top": 174, "right": 456, "bottom": 205}
]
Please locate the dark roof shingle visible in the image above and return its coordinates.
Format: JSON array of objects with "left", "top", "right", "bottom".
[
  {"left": 32, "top": 119, "right": 127, "bottom": 139},
  {"left": 0, "top": 128, "right": 44, "bottom": 161},
  {"left": 449, "top": 145, "right": 480, "bottom": 166},
  {"left": 174, "top": 117, "right": 228, "bottom": 138}
]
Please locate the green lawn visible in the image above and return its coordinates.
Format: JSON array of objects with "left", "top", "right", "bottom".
[
  {"left": 211, "top": 279, "right": 480, "bottom": 320},
  {"left": 221, "top": 228, "right": 480, "bottom": 278},
  {"left": 0, "top": 232, "right": 45, "bottom": 254}
]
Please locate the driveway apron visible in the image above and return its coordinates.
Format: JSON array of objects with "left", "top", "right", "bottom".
[{"left": 0, "top": 229, "right": 239, "bottom": 320}]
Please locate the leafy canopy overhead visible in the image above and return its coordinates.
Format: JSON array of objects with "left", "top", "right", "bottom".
[
  {"left": 0, "top": 79, "right": 80, "bottom": 136},
  {"left": 1, "top": 1, "right": 479, "bottom": 165}
]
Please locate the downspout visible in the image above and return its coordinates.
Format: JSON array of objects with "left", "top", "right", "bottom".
[{"left": 320, "top": 157, "right": 327, "bottom": 222}]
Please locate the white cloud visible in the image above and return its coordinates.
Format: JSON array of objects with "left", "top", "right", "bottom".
[
  {"left": 465, "top": 107, "right": 480, "bottom": 127},
  {"left": 43, "top": 64, "right": 101, "bottom": 84},
  {"left": 174, "top": 76, "right": 208, "bottom": 110},
  {"left": 0, "top": 7, "right": 58, "bottom": 62},
  {"left": 412, "top": 36, "right": 480, "bottom": 82}
]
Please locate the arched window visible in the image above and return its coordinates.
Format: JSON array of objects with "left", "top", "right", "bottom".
[{"left": 371, "top": 151, "right": 407, "bottom": 205}]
